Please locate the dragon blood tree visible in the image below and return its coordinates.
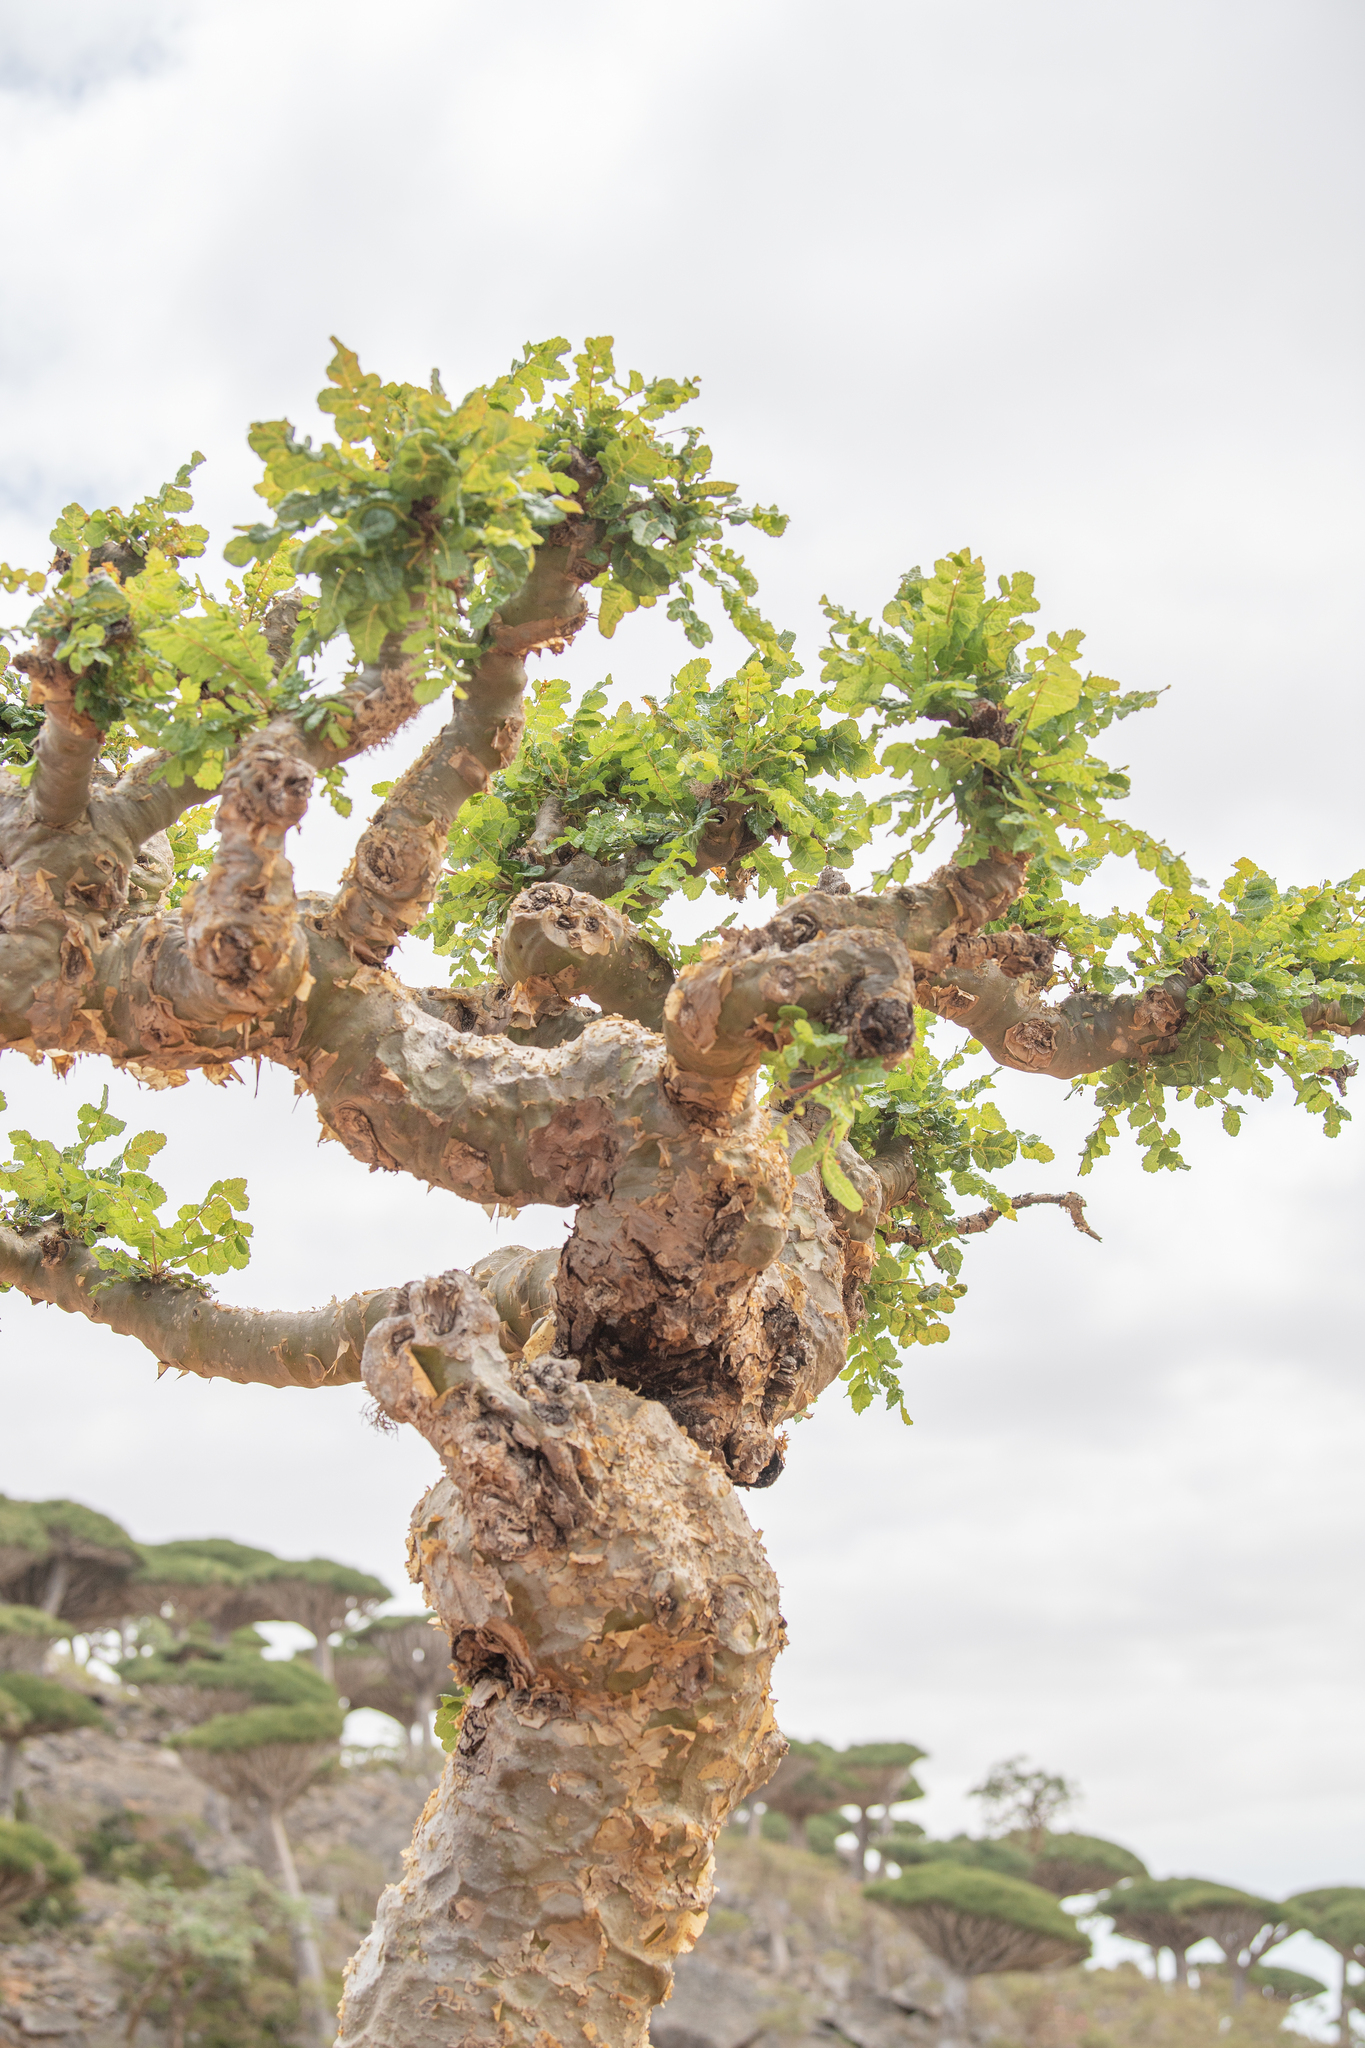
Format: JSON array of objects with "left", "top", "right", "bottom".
[
  {"left": 0, "top": 337, "right": 1360, "bottom": 2046},
  {"left": 865, "top": 1864, "right": 1090, "bottom": 2048}
]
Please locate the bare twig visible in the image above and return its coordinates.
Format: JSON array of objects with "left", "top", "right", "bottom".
[{"left": 881, "top": 1190, "right": 1101, "bottom": 1246}]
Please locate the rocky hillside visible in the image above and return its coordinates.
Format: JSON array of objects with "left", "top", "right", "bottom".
[
  {"left": 0, "top": 1721, "right": 1307, "bottom": 2048},
  {"left": 1, "top": 1707, "right": 432, "bottom": 2045},
  {"left": 658, "top": 1839, "right": 1298, "bottom": 2048}
]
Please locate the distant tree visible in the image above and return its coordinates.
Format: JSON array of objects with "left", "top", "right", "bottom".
[
  {"left": 0, "top": 1600, "right": 73, "bottom": 1675},
  {"left": 224, "top": 1558, "right": 389, "bottom": 1682},
  {"left": 1170, "top": 1882, "right": 1292, "bottom": 2006},
  {"left": 836, "top": 1741, "right": 927, "bottom": 1873},
  {"left": 0, "top": 1817, "right": 80, "bottom": 1919},
  {"left": 970, "top": 1757, "right": 1078, "bottom": 1853},
  {"left": 173, "top": 1701, "right": 343, "bottom": 2045},
  {"left": 756, "top": 1740, "right": 848, "bottom": 1850},
  {"left": 1289, "top": 1887, "right": 1365, "bottom": 2043},
  {"left": 0, "top": 1670, "right": 103, "bottom": 1818},
  {"left": 77, "top": 1803, "right": 208, "bottom": 1890},
  {"left": 1028, "top": 1831, "right": 1147, "bottom": 1898},
  {"left": 880, "top": 1833, "right": 1033, "bottom": 1881},
  {"left": 122, "top": 1634, "right": 335, "bottom": 1730},
  {"left": 106, "top": 1866, "right": 294, "bottom": 2048},
  {"left": 128, "top": 1537, "right": 388, "bottom": 1673},
  {"left": 866, "top": 1863, "right": 1088, "bottom": 2046},
  {"left": 334, "top": 1612, "right": 442, "bottom": 1755},
  {"left": 128, "top": 1542, "right": 264, "bottom": 1642},
  {"left": 0, "top": 1494, "right": 139, "bottom": 1623},
  {"left": 1103, "top": 1877, "right": 1208, "bottom": 1987},
  {"left": 1198, "top": 1962, "right": 1328, "bottom": 2005},
  {"left": 805, "top": 1811, "right": 852, "bottom": 1859}
]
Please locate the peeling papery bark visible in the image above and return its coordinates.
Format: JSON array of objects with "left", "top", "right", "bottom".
[{"left": 337, "top": 1270, "right": 784, "bottom": 2048}]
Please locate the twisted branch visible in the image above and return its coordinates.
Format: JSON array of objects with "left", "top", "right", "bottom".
[
  {"left": 13, "top": 655, "right": 102, "bottom": 832},
  {"left": 0, "top": 1223, "right": 391, "bottom": 1388},
  {"left": 325, "top": 526, "right": 601, "bottom": 965},
  {"left": 878, "top": 1189, "right": 1101, "bottom": 1246},
  {"left": 498, "top": 883, "right": 674, "bottom": 1029}
]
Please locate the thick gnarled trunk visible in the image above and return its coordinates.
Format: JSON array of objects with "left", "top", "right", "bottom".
[{"left": 336, "top": 1271, "right": 785, "bottom": 2048}]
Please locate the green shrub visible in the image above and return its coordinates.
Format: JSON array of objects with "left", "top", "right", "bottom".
[{"left": 77, "top": 1806, "right": 207, "bottom": 1889}]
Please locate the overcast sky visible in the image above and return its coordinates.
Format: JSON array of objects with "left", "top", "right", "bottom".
[{"left": 0, "top": 0, "right": 1361, "bottom": 1986}]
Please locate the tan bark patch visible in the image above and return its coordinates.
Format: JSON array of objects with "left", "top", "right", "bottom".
[
  {"left": 1002, "top": 1016, "right": 1061, "bottom": 1069},
  {"left": 330, "top": 1106, "right": 399, "bottom": 1173},
  {"left": 527, "top": 1097, "right": 619, "bottom": 1201}
]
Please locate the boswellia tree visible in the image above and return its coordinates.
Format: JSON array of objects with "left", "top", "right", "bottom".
[{"left": 0, "top": 336, "right": 1360, "bottom": 2044}]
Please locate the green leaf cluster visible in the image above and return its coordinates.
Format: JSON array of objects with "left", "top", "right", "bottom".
[
  {"left": 425, "top": 653, "right": 881, "bottom": 980},
  {"left": 832, "top": 1021, "right": 1055, "bottom": 1419},
  {"left": 823, "top": 550, "right": 1165, "bottom": 876},
  {"left": 1068, "top": 860, "right": 1364, "bottom": 1173},
  {"left": 526, "top": 334, "right": 787, "bottom": 653},
  {"left": 3, "top": 337, "right": 790, "bottom": 800},
  {"left": 0, "top": 1088, "right": 251, "bottom": 1286},
  {"left": 434, "top": 1688, "right": 471, "bottom": 1753},
  {"left": 223, "top": 339, "right": 580, "bottom": 691}
]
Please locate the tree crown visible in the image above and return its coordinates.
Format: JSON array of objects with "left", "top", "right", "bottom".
[
  {"left": 0, "top": 1670, "right": 103, "bottom": 1736},
  {"left": 171, "top": 1701, "right": 344, "bottom": 1753},
  {"left": 866, "top": 1861, "right": 1090, "bottom": 1958}
]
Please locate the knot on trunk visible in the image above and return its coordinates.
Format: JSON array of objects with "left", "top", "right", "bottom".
[
  {"left": 215, "top": 743, "right": 313, "bottom": 840},
  {"left": 362, "top": 1267, "right": 594, "bottom": 1563}
]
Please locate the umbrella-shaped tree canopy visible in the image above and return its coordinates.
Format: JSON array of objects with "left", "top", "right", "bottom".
[
  {"left": 0, "top": 1819, "right": 80, "bottom": 1917},
  {"left": 0, "top": 1672, "right": 104, "bottom": 1818},
  {"left": 0, "top": 1602, "right": 74, "bottom": 1674},
  {"left": 1166, "top": 1882, "right": 1291, "bottom": 2005},
  {"left": 335, "top": 1611, "right": 443, "bottom": 1747},
  {"left": 119, "top": 1537, "right": 389, "bottom": 1673},
  {"left": 0, "top": 1501, "right": 50, "bottom": 1596},
  {"left": 865, "top": 1863, "right": 1091, "bottom": 1976},
  {"left": 1028, "top": 1831, "right": 1148, "bottom": 1898},
  {"left": 122, "top": 1636, "right": 337, "bottom": 1729},
  {"left": 0, "top": 1670, "right": 104, "bottom": 1737},
  {"left": 239, "top": 1559, "right": 389, "bottom": 1678},
  {"left": 1290, "top": 1888, "right": 1365, "bottom": 1963},
  {"left": 1287, "top": 1888, "right": 1365, "bottom": 2041},
  {"left": 0, "top": 1494, "right": 140, "bottom": 1624},
  {"left": 880, "top": 1834, "right": 1033, "bottom": 1881},
  {"left": 832, "top": 1741, "right": 927, "bottom": 1871},
  {"left": 1103, "top": 1876, "right": 1209, "bottom": 1981},
  {"left": 128, "top": 1542, "right": 262, "bottom": 1637},
  {"left": 757, "top": 1740, "right": 851, "bottom": 1848},
  {"left": 837, "top": 1741, "right": 926, "bottom": 1813},
  {"left": 172, "top": 1700, "right": 343, "bottom": 2045},
  {"left": 172, "top": 1700, "right": 343, "bottom": 1810},
  {"left": 1202, "top": 1964, "right": 1328, "bottom": 2004}
]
